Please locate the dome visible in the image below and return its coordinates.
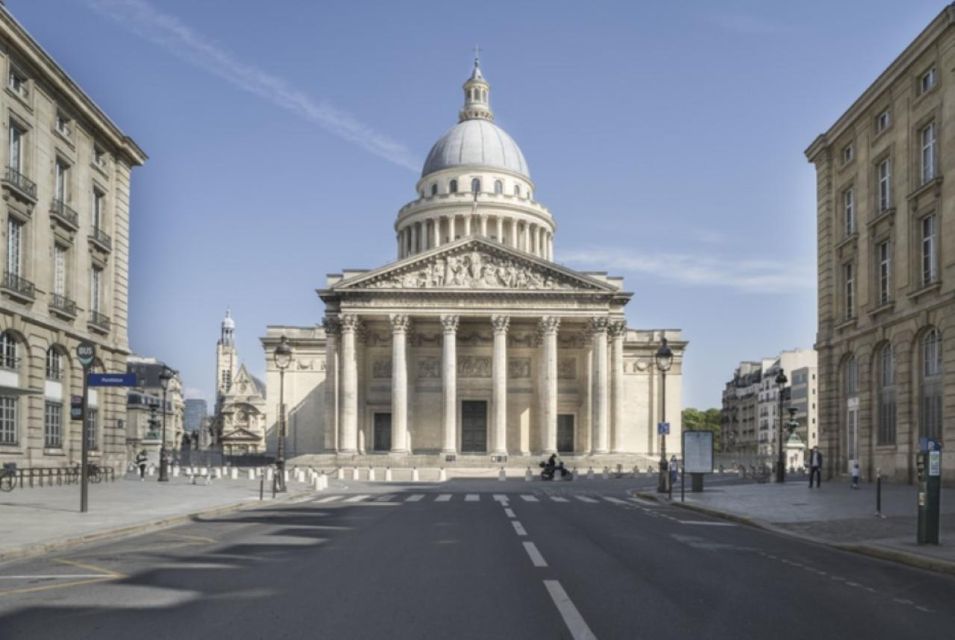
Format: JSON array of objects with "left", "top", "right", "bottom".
[{"left": 422, "top": 119, "right": 529, "bottom": 178}]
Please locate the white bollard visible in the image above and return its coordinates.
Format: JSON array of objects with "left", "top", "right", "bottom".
[
  {"left": 172, "top": 465, "right": 180, "bottom": 478},
  {"left": 231, "top": 467, "right": 239, "bottom": 480},
  {"left": 351, "top": 467, "right": 359, "bottom": 481},
  {"left": 368, "top": 467, "right": 376, "bottom": 482},
  {"left": 248, "top": 469, "right": 255, "bottom": 480},
  {"left": 525, "top": 467, "right": 533, "bottom": 482},
  {"left": 498, "top": 467, "right": 507, "bottom": 481},
  {"left": 200, "top": 466, "right": 209, "bottom": 478},
  {"left": 587, "top": 467, "right": 594, "bottom": 480},
  {"left": 266, "top": 467, "right": 274, "bottom": 482},
  {"left": 148, "top": 465, "right": 155, "bottom": 477},
  {"left": 438, "top": 467, "right": 446, "bottom": 482},
  {"left": 284, "top": 470, "right": 290, "bottom": 483},
  {"left": 336, "top": 467, "right": 344, "bottom": 480},
  {"left": 318, "top": 472, "right": 328, "bottom": 490},
  {"left": 411, "top": 467, "right": 419, "bottom": 482},
  {"left": 385, "top": 467, "right": 393, "bottom": 482}
]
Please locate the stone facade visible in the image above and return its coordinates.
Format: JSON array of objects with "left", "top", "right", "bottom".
[
  {"left": 0, "top": 7, "right": 146, "bottom": 471},
  {"left": 261, "top": 60, "right": 685, "bottom": 465},
  {"left": 213, "top": 311, "right": 266, "bottom": 455},
  {"left": 806, "top": 6, "right": 955, "bottom": 482}
]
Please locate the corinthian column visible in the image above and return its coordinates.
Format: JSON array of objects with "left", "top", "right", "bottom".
[
  {"left": 390, "top": 314, "right": 411, "bottom": 453},
  {"left": 339, "top": 314, "right": 360, "bottom": 453},
  {"left": 539, "top": 316, "right": 560, "bottom": 453},
  {"left": 591, "top": 316, "right": 609, "bottom": 454},
  {"left": 322, "top": 317, "right": 340, "bottom": 452},
  {"left": 441, "top": 314, "right": 459, "bottom": 454},
  {"left": 610, "top": 320, "right": 627, "bottom": 453},
  {"left": 491, "top": 315, "right": 510, "bottom": 455}
]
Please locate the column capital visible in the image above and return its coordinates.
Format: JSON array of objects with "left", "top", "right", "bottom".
[
  {"left": 608, "top": 320, "right": 627, "bottom": 338},
  {"left": 590, "top": 316, "right": 610, "bottom": 334},
  {"left": 322, "top": 316, "right": 341, "bottom": 337},
  {"left": 441, "top": 314, "right": 460, "bottom": 334},
  {"left": 491, "top": 314, "right": 511, "bottom": 334},
  {"left": 389, "top": 314, "right": 412, "bottom": 334},
  {"left": 538, "top": 316, "right": 560, "bottom": 336},
  {"left": 340, "top": 314, "right": 361, "bottom": 333}
]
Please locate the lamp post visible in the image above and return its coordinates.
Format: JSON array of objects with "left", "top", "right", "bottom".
[
  {"left": 273, "top": 335, "right": 292, "bottom": 493},
  {"left": 656, "top": 337, "right": 673, "bottom": 493},
  {"left": 158, "top": 366, "right": 174, "bottom": 482},
  {"left": 775, "top": 368, "right": 787, "bottom": 483}
]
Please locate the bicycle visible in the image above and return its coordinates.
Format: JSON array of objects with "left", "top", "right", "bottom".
[
  {"left": 76, "top": 462, "right": 102, "bottom": 483},
  {"left": 1, "top": 462, "right": 17, "bottom": 492}
]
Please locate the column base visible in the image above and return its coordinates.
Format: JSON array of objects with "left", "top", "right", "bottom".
[
  {"left": 591, "top": 449, "right": 609, "bottom": 455},
  {"left": 490, "top": 449, "right": 508, "bottom": 457},
  {"left": 389, "top": 449, "right": 411, "bottom": 455},
  {"left": 338, "top": 448, "right": 357, "bottom": 454},
  {"left": 440, "top": 449, "right": 458, "bottom": 456}
]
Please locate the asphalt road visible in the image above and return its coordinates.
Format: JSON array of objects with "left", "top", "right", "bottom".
[{"left": 0, "top": 478, "right": 953, "bottom": 639}]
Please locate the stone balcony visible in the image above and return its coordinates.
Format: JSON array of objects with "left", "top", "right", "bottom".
[
  {"left": 88, "top": 226, "right": 112, "bottom": 252},
  {"left": 1, "top": 271, "right": 35, "bottom": 302},
  {"left": 50, "top": 199, "right": 79, "bottom": 231},
  {"left": 2, "top": 166, "right": 37, "bottom": 204}
]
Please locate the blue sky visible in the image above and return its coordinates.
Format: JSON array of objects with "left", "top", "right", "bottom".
[{"left": 10, "top": 0, "right": 949, "bottom": 408}]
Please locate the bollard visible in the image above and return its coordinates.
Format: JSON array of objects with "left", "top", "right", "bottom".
[
  {"left": 351, "top": 467, "right": 359, "bottom": 481},
  {"left": 266, "top": 467, "right": 274, "bottom": 483},
  {"left": 411, "top": 467, "right": 419, "bottom": 482},
  {"left": 247, "top": 468, "right": 255, "bottom": 480},
  {"left": 368, "top": 467, "right": 376, "bottom": 482},
  {"left": 633, "top": 465, "right": 639, "bottom": 477},
  {"left": 336, "top": 467, "right": 344, "bottom": 480},
  {"left": 525, "top": 467, "right": 533, "bottom": 482},
  {"left": 259, "top": 473, "right": 264, "bottom": 501},
  {"left": 172, "top": 465, "right": 180, "bottom": 478},
  {"left": 319, "top": 472, "right": 328, "bottom": 490},
  {"left": 603, "top": 466, "right": 610, "bottom": 480},
  {"left": 385, "top": 467, "right": 392, "bottom": 482},
  {"left": 438, "top": 467, "right": 447, "bottom": 482},
  {"left": 587, "top": 467, "right": 594, "bottom": 480},
  {"left": 284, "top": 470, "right": 290, "bottom": 484},
  {"left": 231, "top": 467, "right": 239, "bottom": 480},
  {"left": 876, "top": 468, "right": 884, "bottom": 518},
  {"left": 498, "top": 467, "right": 507, "bottom": 482}
]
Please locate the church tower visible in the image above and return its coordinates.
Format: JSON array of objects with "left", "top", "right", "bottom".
[{"left": 216, "top": 309, "right": 238, "bottom": 400}]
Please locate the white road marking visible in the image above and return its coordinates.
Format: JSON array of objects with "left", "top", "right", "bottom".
[
  {"left": 405, "top": 494, "right": 425, "bottom": 502},
  {"left": 512, "top": 521, "right": 527, "bottom": 536},
  {"left": 465, "top": 494, "right": 480, "bottom": 502},
  {"left": 374, "top": 495, "right": 396, "bottom": 502},
  {"left": 0, "top": 575, "right": 112, "bottom": 580},
  {"left": 313, "top": 496, "right": 342, "bottom": 503},
  {"left": 435, "top": 494, "right": 452, "bottom": 502},
  {"left": 523, "top": 542, "right": 548, "bottom": 567},
  {"left": 628, "top": 496, "right": 657, "bottom": 507},
  {"left": 603, "top": 496, "right": 628, "bottom": 504},
  {"left": 678, "top": 520, "right": 737, "bottom": 527},
  {"left": 575, "top": 496, "right": 599, "bottom": 503},
  {"left": 544, "top": 580, "right": 597, "bottom": 640},
  {"left": 521, "top": 494, "right": 539, "bottom": 502},
  {"left": 493, "top": 494, "right": 509, "bottom": 503},
  {"left": 504, "top": 508, "right": 516, "bottom": 518},
  {"left": 343, "top": 494, "right": 370, "bottom": 503},
  {"left": 549, "top": 496, "right": 569, "bottom": 502}
]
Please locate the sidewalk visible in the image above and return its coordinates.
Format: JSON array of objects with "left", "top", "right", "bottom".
[
  {"left": 0, "top": 472, "right": 311, "bottom": 562},
  {"left": 643, "top": 478, "right": 955, "bottom": 574}
]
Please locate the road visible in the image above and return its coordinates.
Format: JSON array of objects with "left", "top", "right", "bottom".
[{"left": 0, "top": 477, "right": 953, "bottom": 639}]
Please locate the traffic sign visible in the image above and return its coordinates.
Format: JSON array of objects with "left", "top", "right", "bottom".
[
  {"left": 76, "top": 342, "right": 95, "bottom": 369},
  {"left": 657, "top": 422, "right": 670, "bottom": 435},
  {"left": 70, "top": 395, "right": 83, "bottom": 420},
  {"left": 88, "top": 372, "right": 137, "bottom": 387}
]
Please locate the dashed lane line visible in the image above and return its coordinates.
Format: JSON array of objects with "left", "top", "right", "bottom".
[
  {"left": 523, "top": 542, "right": 548, "bottom": 567},
  {"left": 549, "top": 496, "right": 569, "bottom": 503},
  {"left": 504, "top": 508, "right": 516, "bottom": 518},
  {"left": 602, "top": 497, "right": 628, "bottom": 505},
  {"left": 465, "top": 494, "right": 480, "bottom": 502},
  {"left": 405, "top": 494, "right": 425, "bottom": 502},
  {"left": 344, "top": 494, "right": 371, "bottom": 503},
  {"left": 435, "top": 494, "right": 452, "bottom": 502},
  {"left": 520, "top": 495, "right": 540, "bottom": 502},
  {"left": 574, "top": 496, "right": 599, "bottom": 503},
  {"left": 512, "top": 521, "right": 528, "bottom": 536},
  {"left": 678, "top": 520, "right": 737, "bottom": 527},
  {"left": 314, "top": 496, "right": 342, "bottom": 503},
  {"left": 544, "top": 580, "right": 597, "bottom": 640}
]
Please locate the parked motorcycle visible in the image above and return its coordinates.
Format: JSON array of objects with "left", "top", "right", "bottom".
[{"left": 539, "top": 460, "right": 573, "bottom": 481}]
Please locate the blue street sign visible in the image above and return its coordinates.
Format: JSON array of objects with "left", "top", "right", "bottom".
[
  {"left": 657, "top": 422, "right": 670, "bottom": 435},
  {"left": 87, "top": 372, "right": 137, "bottom": 387}
]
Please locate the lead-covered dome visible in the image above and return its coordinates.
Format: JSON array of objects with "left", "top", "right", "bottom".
[{"left": 422, "top": 119, "right": 529, "bottom": 178}]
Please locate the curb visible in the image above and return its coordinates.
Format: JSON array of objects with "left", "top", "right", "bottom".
[
  {"left": 0, "top": 490, "right": 312, "bottom": 564},
  {"left": 631, "top": 490, "right": 955, "bottom": 577}
]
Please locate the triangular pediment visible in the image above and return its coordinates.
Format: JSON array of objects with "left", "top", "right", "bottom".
[
  {"left": 221, "top": 427, "right": 261, "bottom": 442},
  {"left": 331, "top": 238, "right": 617, "bottom": 293},
  {"left": 228, "top": 365, "right": 265, "bottom": 399}
]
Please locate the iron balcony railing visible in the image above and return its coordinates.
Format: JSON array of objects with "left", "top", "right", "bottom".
[
  {"left": 89, "top": 310, "right": 110, "bottom": 331},
  {"left": 49, "top": 199, "right": 79, "bottom": 229},
  {"left": 89, "top": 226, "right": 112, "bottom": 252},
  {"left": 2, "top": 270, "right": 35, "bottom": 299},
  {"left": 49, "top": 293, "right": 76, "bottom": 316},
  {"left": 3, "top": 166, "right": 37, "bottom": 199}
]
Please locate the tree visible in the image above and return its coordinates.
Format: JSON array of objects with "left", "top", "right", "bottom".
[{"left": 681, "top": 407, "right": 722, "bottom": 450}]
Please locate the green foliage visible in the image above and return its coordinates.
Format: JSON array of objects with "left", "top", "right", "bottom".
[{"left": 682, "top": 407, "right": 722, "bottom": 449}]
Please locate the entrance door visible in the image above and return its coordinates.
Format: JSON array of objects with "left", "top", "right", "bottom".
[
  {"left": 557, "top": 414, "right": 575, "bottom": 453},
  {"left": 374, "top": 412, "right": 391, "bottom": 452},
  {"left": 461, "top": 401, "right": 488, "bottom": 453}
]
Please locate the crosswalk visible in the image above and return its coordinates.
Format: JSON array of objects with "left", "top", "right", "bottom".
[{"left": 310, "top": 493, "right": 656, "bottom": 506}]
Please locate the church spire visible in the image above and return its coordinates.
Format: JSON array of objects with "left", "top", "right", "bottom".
[{"left": 459, "top": 51, "right": 493, "bottom": 123}]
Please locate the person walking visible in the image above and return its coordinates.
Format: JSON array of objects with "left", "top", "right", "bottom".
[
  {"left": 851, "top": 461, "right": 860, "bottom": 489},
  {"left": 808, "top": 446, "right": 823, "bottom": 488},
  {"left": 135, "top": 449, "right": 148, "bottom": 481}
]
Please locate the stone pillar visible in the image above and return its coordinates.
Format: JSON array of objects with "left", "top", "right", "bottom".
[
  {"left": 591, "top": 316, "right": 609, "bottom": 454},
  {"left": 441, "top": 314, "right": 459, "bottom": 454},
  {"left": 390, "top": 314, "right": 411, "bottom": 453},
  {"left": 491, "top": 315, "right": 510, "bottom": 455},
  {"left": 464, "top": 214, "right": 472, "bottom": 237},
  {"left": 449, "top": 215, "right": 457, "bottom": 241},
  {"left": 322, "top": 317, "right": 340, "bottom": 452},
  {"left": 531, "top": 226, "right": 539, "bottom": 256},
  {"left": 433, "top": 217, "right": 441, "bottom": 248},
  {"left": 511, "top": 219, "right": 519, "bottom": 249},
  {"left": 610, "top": 320, "right": 626, "bottom": 453},
  {"left": 339, "top": 314, "right": 360, "bottom": 453},
  {"left": 412, "top": 224, "right": 419, "bottom": 255},
  {"left": 496, "top": 217, "right": 504, "bottom": 243},
  {"left": 539, "top": 316, "right": 560, "bottom": 453},
  {"left": 480, "top": 215, "right": 488, "bottom": 238}
]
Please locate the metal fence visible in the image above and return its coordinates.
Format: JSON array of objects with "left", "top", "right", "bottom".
[{"left": 3, "top": 465, "right": 116, "bottom": 489}]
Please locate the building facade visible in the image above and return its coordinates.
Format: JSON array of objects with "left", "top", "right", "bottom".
[
  {"left": 214, "top": 311, "right": 266, "bottom": 455},
  {"left": 0, "top": 7, "right": 146, "bottom": 471},
  {"left": 806, "top": 6, "right": 955, "bottom": 483},
  {"left": 262, "top": 61, "right": 685, "bottom": 465},
  {"left": 125, "top": 355, "right": 183, "bottom": 466}
]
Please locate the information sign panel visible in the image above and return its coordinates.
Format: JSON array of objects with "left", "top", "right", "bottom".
[{"left": 682, "top": 430, "right": 714, "bottom": 474}]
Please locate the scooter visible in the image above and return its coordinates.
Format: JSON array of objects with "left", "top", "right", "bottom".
[{"left": 539, "top": 460, "right": 573, "bottom": 481}]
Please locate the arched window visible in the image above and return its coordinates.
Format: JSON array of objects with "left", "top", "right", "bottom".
[
  {"left": 494, "top": 180, "right": 503, "bottom": 194},
  {"left": 46, "top": 347, "right": 63, "bottom": 381},
  {"left": 877, "top": 344, "right": 896, "bottom": 445},
  {"left": 471, "top": 178, "right": 481, "bottom": 193},
  {"left": 430, "top": 183, "right": 438, "bottom": 196},
  {"left": 920, "top": 328, "right": 943, "bottom": 440},
  {"left": 844, "top": 355, "right": 858, "bottom": 396},
  {"left": 449, "top": 179, "right": 458, "bottom": 194},
  {"left": 514, "top": 185, "right": 521, "bottom": 197},
  {"left": 0, "top": 332, "right": 17, "bottom": 370},
  {"left": 843, "top": 354, "right": 860, "bottom": 466}
]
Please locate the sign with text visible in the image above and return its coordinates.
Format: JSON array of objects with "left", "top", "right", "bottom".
[
  {"left": 70, "top": 395, "right": 83, "bottom": 420},
  {"left": 657, "top": 422, "right": 670, "bottom": 436},
  {"left": 88, "top": 372, "right": 137, "bottom": 387},
  {"left": 76, "top": 342, "right": 95, "bottom": 369},
  {"left": 682, "top": 430, "right": 714, "bottom": 474}
]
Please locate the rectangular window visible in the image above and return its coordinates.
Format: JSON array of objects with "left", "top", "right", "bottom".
[
  {"left": 86, "top": 408, "right": 98, "bottom": 451},
  {"left": 7, "top": 68, "right": 27, "bottom": 99},
  {"left": 53, "top": 244, "right": 66, "bottom": 296},
  {"left": 44, "top": 401, "right": 62, "bottom": 449},
  {"left": 842, "top": 144, "right": 854, "bottom": 164},
  {"left": 0, "top": 395, "right": 16, "bottom": 445},
  {"left": 6, "top": 218, "right": 22, "bottom": 277},
  {"left": 921, "top": 214, "right": 937, "bottom": 286},
  {"left": 921, "top": 122, "right": 936, "bottom": 184},
  {"left": 8, "top": 121, "right": 22, "bottom": 173},
  {"left": 54, "top": 112, "right": 71, "bottom": 138},
  {"left": 877, "top": 240, "right": 891, "bottom": 305},
  {"left": 54, "top": 159, "right": 69, "bottom": 202},
  {"left": 844, "top": 263, "right": 855, "bottom": 320},
  {"left": 93, "top": 145, "right": 107, "bottom": 169},
  {"left": 920, "top": 67, "right": 937, "bottom": 94},
  {"left": 90, "top": 266, "right": 102, "bottom": 313},
  {"left": 92, "top": 188, "right": 105, "bottom": 230},
  {"left": 843, "top": 188, "right": 854, "bottom": 235},
  {"left": 878, "top": 393, "right": 897, "bottom": 445},
  {"left": 46, "top": 348, "right": 62, "bottom": 380},
  {"left": 878, "top": 158, "right": 891, "bottom": 211},
  {"left": 876, "top": 109, "right": 891, "bottom": 133}
]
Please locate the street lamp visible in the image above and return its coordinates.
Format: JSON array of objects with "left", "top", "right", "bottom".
[
  {"left": 273, "top": 335, "right": 293, "bottom": 493},
  {"left": 775, "top": 368, "right": 787, "bottom": 483},
  {"left": 158, "top": 366, "right": 174, "bottom": 482},
  {"left": 656, "top": 337, "right": 673, "bottom": 493}
]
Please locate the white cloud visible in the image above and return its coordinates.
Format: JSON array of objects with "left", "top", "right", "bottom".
[
  {"left": 564, "top": 247, "right": 814, "bottom": 294},
  {"left": 85, "top": 0, "right": 418, "bottom": 171}
]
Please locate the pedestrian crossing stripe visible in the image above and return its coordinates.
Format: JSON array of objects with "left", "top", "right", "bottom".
[
  {"left": 315, "top": 493, "right": 644, "bottom": 505},
  {"left": 574, "top": 496, "right": 599, "bottom": 503},
  {"left": 405, "top": 494, "right": 425, "bottom": 502},
  {"left": 602, "top": 497, "right": 628, "bottom": 504},
  {"left": 435, "top": 494, "right": 452, "bottom": 502},
  {"left": 549, "top": 496, "right": 569, "bottom": 502},
  {"left": 465, "top": 494, "right": 480, "bottom": 502},
  {"left": 520, "top": 495, "right": 539, "bottom": 502},
  {"left": 343, "top": 494, "right": 370, "bottom": 503},
  {"left": 314, "top": 495, "right": 342, "bottom": 503}
]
